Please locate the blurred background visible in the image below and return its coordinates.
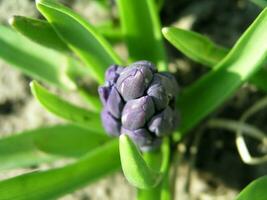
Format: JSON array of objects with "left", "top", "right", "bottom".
[{"left": 0, "top": 0, "right": 266, "bottom": 199}]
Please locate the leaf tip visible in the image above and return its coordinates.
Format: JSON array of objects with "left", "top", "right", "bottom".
[
  {"left": 8, "top": 17, "right": 15, "bottom": 27},
  {"left": 29, "top": 80, "right": 37, "bottom": 89},
  {"left": 29, "top": 80, "right": 39, "bottom": 96},
  {"left": 162, "top": 27, "right": 169, "bottom": 36},
  {"left": 35, "top": 0, "right": 43, "bottom": 4}
]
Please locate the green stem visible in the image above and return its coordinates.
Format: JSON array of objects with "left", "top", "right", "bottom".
[{"left": 137, "top": 138, "right": 172, "bottom": 200}]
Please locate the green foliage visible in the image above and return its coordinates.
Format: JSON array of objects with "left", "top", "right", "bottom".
[
  {"left": 10, "top": 16, "right": 69, "bottom": 52},
  {"left": 0, "top": 24, "right": 75, "bottom": 89},
  {"left": 166, "top": 8, "right": 267, "bottom": 140},
  {"left": 235, "top": 176, "right": 267, "bottom": 200},
  {"left": 0, "top": 0, "right": 267, "bottom": 199},
  {"left": 117, "top": 0, "right": 167, "bottom": 70},
  {"left": 36, "top": 0, "right": 123, "bottom": 83},
  {"left": 0, "top": 124, "right": 108, "bottom": 171},
  {"left": 119, "top": 134, "right": 162, "bottom": 189},
  {"left": 30, "top": 81, "right": 104, "bottom": 133},
  {"left": 162, "top": 27, "right": 267, "bottom": 93},
  {"left": 0, "top": 139, "right": 120, "bottom": 200},
  {"left": 162, "top": 27, "right": 228, "bottom": 66},
  {"left": 251, "top": 0, "right": 267, "bottom": 8}
]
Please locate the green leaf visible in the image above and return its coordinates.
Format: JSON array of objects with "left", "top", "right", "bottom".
[
  {"left": 251, "top": 0, "right": 267, "bottom": 8},
  {"left": 116, "top": 0, "right": 167, "bottom": 70},
  {"left": 34, "top": 124, "right": 109, "bottom": 157},
  {"left": 0, "top": 24, "right": 75, "bottom": 89},
  {"left": 10, "top": 16, "right": 69, "bottom": 52},
  {"left": 162, "top": 27, "right": 267, "bottom": 93},
  {"left": 235, "top": 176, "right": 267, "bottom": 200},
  {"left": 98, "top": 25, "right": 123, "bottom": 43},
  {"left": 173, "top": 8, "right": 267, "bottom": 140},
  {"left": 137, "top": 139, "right": 171, "bottom": 200},
  {"left": 162, "top": 27, "right": 228, "bottom": 66},
  {"left": 0, "top": 124, "right": 109, "bottom": 171},
  {"left": 30, "top": 81, "right": 104, "bottom": 133},
  {"left": 119, "top": 134, "right": 162, "bottom": 189},
  {"left": 36, "top": 0, "right": 123, "bottom": 83},
  {"left": 0, "top": 139, "right": 120, "bottom": 200},
  {"left": 77, "top": 88, "right": 102, "bottom": 113}
]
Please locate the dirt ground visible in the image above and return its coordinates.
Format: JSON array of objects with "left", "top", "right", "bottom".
[{"left": 0, "top": 0, "right": 267, "bottom": 199}]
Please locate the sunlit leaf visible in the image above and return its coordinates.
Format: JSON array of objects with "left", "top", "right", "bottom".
[
  {"left": 0, "top": 139, "right": 120, "bottom": 200},
  {"left": 0, "top": 24, "right": 75, "bottom": 89},
  {"left": 0, "top": 124, "right": 108, "bottom": 171},
  {"left": 10, "top": 16, "right": 69, "bottom": 52},
  {"left": 30, "top": 81, "right": 104, "bottom": 133},
  {"left": 119, "top": 134, "right": 162, "bottom": 189},
  {"left": 36, "top": 0, "right": 123, "bottom": 83},
  {"left": 162, "top": 27, "right": 228, "bottom": 66},
  {"left": 116, "top": 0, "right": 167, "bottom": 70},
  {"left": 235, "top": 176, "right": 267, "bottom": 200},
  {"left": 251, "top": 0, "right": 267, "bottom": 8},
  {"left": 172, "top": 8, "right": 267, "bottom": 141},
  {"left": 162, "top": 27, "right": 267, "bottom": 92}
]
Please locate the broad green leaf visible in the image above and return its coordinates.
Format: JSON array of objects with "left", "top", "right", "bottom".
[
  {"left": 249, "top": 69, "right": 267, "bottom": 92},
  {"left": 137, "top": 174, "right": 171, "bottom": 200},
  {"left": 10, "top": 16, "right": 69, "bottom": 52},
  {"left": 0, "top": 24, "right": 75, "bottom": 89},
  {"left": 137, "top": 187, "right": 161, "bottom": 200},
  {"left": 116, "top": 0, "right": 167, "bottom": 70},
  {"left": 77, "top": 88, "right": 102, "bottom": 112},
  {"left": 119, "top": 134, "right": 162, "bottom": 189},
  {"left": 251, "top": 0, "right": 267, "bottom": 8},
  {"left": 162, "top": 27, "right": 228, "bottom": 66},
  {"left": 0, "top": 124, "right": 108, "bottom": 171},
  {"left": 64, "top": 58, "right": 102, "bottom": 112},
  {"left": 0, "top": 139, "right": 120, "bottom": 200},
  {"left": 235, "top": 176, "right": 267, "bottom": 200},
  {"left": 162, "top": 27, "right": 267, "bottom": 93},
  {"left": 98, "top": 25, "right": 123, "bottom": 43},
  {"left": 36, "top": 0, "right": 123, "bottom": 83},
  {"left": 173, "top": 8, "right": 267, "bottom": 140},
  {"left": 30, "top": 81, "right": 104, "bottom": 133},
  {"left": 137, "top": 139, "right": 171, "bottom": 200}
]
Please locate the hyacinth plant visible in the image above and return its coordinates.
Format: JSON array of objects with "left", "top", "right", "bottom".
[{"left": 1, "top": 0, "right": 267, "bottom": 199}]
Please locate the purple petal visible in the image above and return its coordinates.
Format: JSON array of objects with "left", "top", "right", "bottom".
[
  {"left": 116, "top": 64, "right": 153, "bottom": 101},
  {"left": 105, "top": 64, "right": 123, "bottom": 84},
  {"left": 130, "top": 60, "right": 157, "bottom": 73},
  {"left": 121, "top": 127, "right": 153, "bottom": 147},
  {"left": 158, "top": 72, "right": 179, "bottom": 97},
  {"left": 148, "top": 106, "right": 176, "bottom": 137},
  {"left": 98, "top": 86, "right": 112, "bottom": 105},
  {"left": 101, "top": 108, "right": 121, "bottom": 136},
  {"left": 121, "top": 96, "right": 155, "bottom": 130},
  {"left": 106, "top": 87, "right": 124, "bottom": 119},
  {"left": 147, "top": 79, "right": 169, "bottom": 111}
]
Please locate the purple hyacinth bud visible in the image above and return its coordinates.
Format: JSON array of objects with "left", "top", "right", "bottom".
[
  {"left": 121, "top": 96, "right": 155, "bottom": 130},
  {"left": 101, "top": 109, "right": 121, "bottom": 136},
  {"left": 105, "top": 64, "right": 123, "bottom": 84},
  {"left": 130, "top": 60, "right": 157, "bottom": 73},
  {"left": 159, "top": 72, "right": 179, "bottom": 96},
  {"left": 121, "top": 127, "right": 153, "bottom": 147},
  {"left": 147, "top": 73, "right": 178, "bottom": 110},
  {"left": 98, "top": 85, "right": 112, "bottom": 105},
  {"left": 147, "top": 77, "right": 169, "bottom": 111},
  {"left": 148, "top": 106, "right": 177, "bottom": 137},
  {"left": 116, "top": 62, "right": 155, "bottom": 101},
  {"left": 99, "top": 60, "right": 179, "bottom": 151},
  {"left": 106, "top": 87, "right": 123, "bottom": 119}
]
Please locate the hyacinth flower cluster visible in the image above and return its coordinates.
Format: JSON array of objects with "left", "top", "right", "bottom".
[{"left": 98, "top": 61, "right": 179, "bottom": 151}]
